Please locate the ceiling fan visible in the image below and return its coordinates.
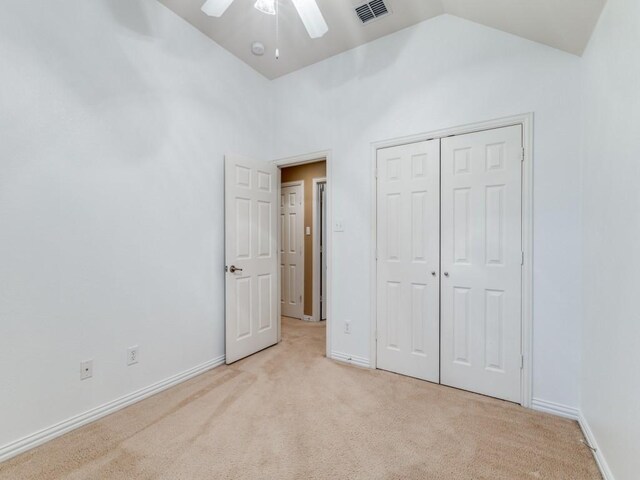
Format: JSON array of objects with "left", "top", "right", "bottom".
[{"left": 201, "top": 0, "right": 328, "bottom": 39}]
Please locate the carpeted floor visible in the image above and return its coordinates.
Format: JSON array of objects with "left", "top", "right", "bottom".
[{"left": 0, "top": 317, "right": 600, "bottom": 480}]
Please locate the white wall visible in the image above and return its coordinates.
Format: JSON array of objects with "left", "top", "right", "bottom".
[
  {"left": 0, "top": 0, "right": 272, "bottom": 450},
  {"left": 581, "top": 0, "right": 640, "bottom": 478},
  {"left": 272, "top": 15, "right": 584, "bottom": 409}
]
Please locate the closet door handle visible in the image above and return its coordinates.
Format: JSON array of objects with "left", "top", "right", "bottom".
[
  {"left": 229, "top": 265, "right": 243, "bottom": 273},
  {"left": 444, "top": 272, "right": 449, "bottom": 277}
]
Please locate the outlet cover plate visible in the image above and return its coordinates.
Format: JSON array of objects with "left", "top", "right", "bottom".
[{"left": 127, "top": 346, "right": 139, "bottom": 366}]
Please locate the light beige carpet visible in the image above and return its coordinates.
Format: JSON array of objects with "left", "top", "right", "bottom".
[{"left": 1, "top": 317, "right": 600, "bottom": 480}]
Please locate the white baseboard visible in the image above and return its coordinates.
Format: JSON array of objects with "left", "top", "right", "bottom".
[
  {"left": 578, "top": 413, "right": 615, "bottom": 480},
  {"left": 531, "top": 398, "right": 580, "bottom": 420},
  {"left": 531, "top": 400, "right": 614, "bottom": 480},
  {"left": 0, "top": 355, "right": 226, "bottom": 464},
  {"left": 331, "top": 351, "right": 370, "bottom": 368}
]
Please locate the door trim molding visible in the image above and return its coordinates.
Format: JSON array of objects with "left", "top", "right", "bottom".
[
  {"left": 369, "top": 113, "right": 534, "bottom": 408},
  {"left": 273, "top": 151, "right": 332, "bottom": 359},
  {"left": 312, "top": 177, "right": 327, "bottom": 323}
]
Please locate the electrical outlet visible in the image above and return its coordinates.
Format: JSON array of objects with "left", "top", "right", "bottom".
[
  {"left": 80, "top": 360, "right": 93, "bottom": 380},
  {"left": 344, "top": 320, "right": 351, "bottom": 334},
  {"left": 127, "top": 346, "right": 139, "bottom": 366}
]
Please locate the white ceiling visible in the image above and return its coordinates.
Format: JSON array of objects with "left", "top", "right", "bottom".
[{"left": 157, "top": 0, "right": 607, "bottom": 79}]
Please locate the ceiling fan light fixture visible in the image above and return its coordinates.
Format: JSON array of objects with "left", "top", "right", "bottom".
[
  {"left": 201, "top": 0, "right": 235, "bottom": 17},
  {"left": 290, "top": 0, "right": 328, "bottom": 39},
  {"left": 254, "top": 0, "right": 276, "bottom": 15}
]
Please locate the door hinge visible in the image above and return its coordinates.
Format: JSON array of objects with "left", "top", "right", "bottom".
[
  {"left": 521, "top": 251, "right": 525, "bottom": 266},
  {"left": 300, "top": 295, "right": 302, "bottom": 303},
  {"left": 521, "top": 148, "right": 525, "bottom": 162},
  {"left": 520, "top": 355, "right": 524, "bottom": 370}
]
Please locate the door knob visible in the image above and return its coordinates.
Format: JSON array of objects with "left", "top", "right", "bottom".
[
  {"left": 431, "top": 271, "right": 436, "bottom": 276},
  {"left": 444, "top": 272, "right": 449, "bottom": 277},
  {"left": 229, "top": 265, "right": 243, "bottom": 273}
]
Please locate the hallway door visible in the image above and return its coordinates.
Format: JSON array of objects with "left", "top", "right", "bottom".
[
  {"left": 281, "top": 183, "right": 304, "bottom": 319},
  {"left": 225, "top": 155, "right": 279, "bottom": 364}
]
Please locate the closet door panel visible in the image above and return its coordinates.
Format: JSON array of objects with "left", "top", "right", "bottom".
[
  {"left": 440, "top": 125, "right": 523, "bottom": 403},
  {"left": 376, "top": 140, "right": 440, "bottom": 382}
]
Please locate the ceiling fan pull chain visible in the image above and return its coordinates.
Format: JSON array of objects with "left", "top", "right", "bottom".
[{"left": 275, "top": 0, "right": 280, "bottom": 60}]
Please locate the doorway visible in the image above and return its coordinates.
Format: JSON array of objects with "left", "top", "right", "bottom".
[
  {"left": 280, "top": 160, "right": 327, "bottom": 322},
  {"left": 373, "top": 116, "right": 533, "bottom": 405},
  {"left": 224, "top": 152, "right": 332, "bottom": 364}
]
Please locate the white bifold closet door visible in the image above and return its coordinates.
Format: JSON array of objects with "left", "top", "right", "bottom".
[
  {"left": 280, "top": 184, "right": 304, "bottom": 319},
  {"left": 440, "top": 125, "right": 523, "bottom": 403},
  {"left": 224, "top": 155, "right": 279, "bottom": 364},
  {"left": 376, "top": 140, "right": 441, "bottom": 382}
]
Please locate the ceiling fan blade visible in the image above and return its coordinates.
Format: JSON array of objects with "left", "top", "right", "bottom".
[
  {"left": 201, "top": 0, "right": 235, "bottom": 17},
  {"left": 290, "top": 0, "right": 328, "bottom": 39}
]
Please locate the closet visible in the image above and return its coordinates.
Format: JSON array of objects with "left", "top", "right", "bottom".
[{"left": 376, "top": 125, "right": 523, "bottom": 403}]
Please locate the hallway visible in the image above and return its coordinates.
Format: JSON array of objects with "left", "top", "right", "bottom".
[{"left": 0, "top": 318, "right": 599, "bottom": 479}]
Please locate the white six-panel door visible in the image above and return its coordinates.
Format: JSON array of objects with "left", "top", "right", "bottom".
[
  {"left": 440, "top": 125, "right": 523, "bottom": 402},
  {"left": 280, "top": 183, "right": 304, "bottom": 319},
  {"left": 376, "top": 140, "right": 441, "bottom": 382},
  {"left": 375, "top": 126, "right": 523, "bottom": 403},
  {"left": 225, "top": 155, "right": 279, "bottom": 364}
]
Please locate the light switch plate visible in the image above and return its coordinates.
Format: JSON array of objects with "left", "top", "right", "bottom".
[{"left": 80, "top": 360, "right": 93, "bottom": 380}]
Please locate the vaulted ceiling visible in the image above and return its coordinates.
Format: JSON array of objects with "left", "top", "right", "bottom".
[{"left": 157, "top": 0, "right": 607, "bottom": 79}]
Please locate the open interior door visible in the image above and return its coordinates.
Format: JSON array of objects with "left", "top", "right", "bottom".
[{"left": 225, "top": 155, "right": 279, "bottom": 364}]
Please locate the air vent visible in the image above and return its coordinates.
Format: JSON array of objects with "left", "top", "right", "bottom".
[{"left": 355, "top": 0, "right": 390, "bottom": 24}]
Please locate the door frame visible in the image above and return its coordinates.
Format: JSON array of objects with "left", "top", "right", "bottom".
[
  {"left": 369, "top": 113, "right": 534, "bottom": 408},
  {"left": 312, "top": 177, "right": 327, "bottom": 322},
  {"left": 273, "top": 151, "right": 333, "bottom": 358},
  {"left": 281, "top": 180, "right": 305, "bottom": 320}
]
